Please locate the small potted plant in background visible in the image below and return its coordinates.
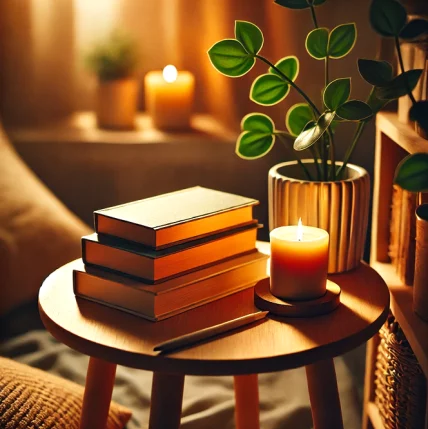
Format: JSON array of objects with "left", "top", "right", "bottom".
[
  {"left": 208, "top": 0, "right": 427, "bottom": 273},
  {"left": 85, "top": 31, "right": 140, "bottom": 130}
]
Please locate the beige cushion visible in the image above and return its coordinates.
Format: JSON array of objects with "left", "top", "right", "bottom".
[
  {"left": 0, "top": 123, "right": 91, "bottom": 315},
  {"left": 0, "top": 356, "right": 131, "bottom": 428}
]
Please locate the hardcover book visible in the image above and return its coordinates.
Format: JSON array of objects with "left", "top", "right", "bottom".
[
  {"left": 74, "top": 251, "right": 268, "bottom": 321},
  {"left": 94, "top": 186, "right": 259, "bottom": 249},
  {"left": 82, "top": 222, "right": 258, "bottom": 283}
]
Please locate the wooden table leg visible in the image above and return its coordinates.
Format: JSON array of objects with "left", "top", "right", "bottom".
[
  {"left": 80, "top": 357, "right": 117, "bottom": 429},
  {"left": 149, "top": 372, "right": 185, "bottom": 429},
  {"left": 305, "top": 358, "right": 343, "bottom": 429},
  {"left": 234, "top": 374, "right": 260, "bottom": 429}
]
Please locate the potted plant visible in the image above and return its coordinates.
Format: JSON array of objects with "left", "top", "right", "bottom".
[
  {"left": 207, "top": 0, "right": 427, "bottom": 273},
  {"left": 85, "top": 31, "right": 140, "bottom": 130}
]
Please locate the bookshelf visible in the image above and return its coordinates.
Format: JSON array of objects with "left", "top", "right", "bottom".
[{"left": 363, "top": 111, "right": 428, "bottom": 429}]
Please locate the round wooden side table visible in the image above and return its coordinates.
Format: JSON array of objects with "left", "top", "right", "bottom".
[{"left": 39, "top": 255, "right": 389, "bottom": 429}]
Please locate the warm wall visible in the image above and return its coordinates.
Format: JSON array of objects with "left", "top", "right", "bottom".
[{"left": 0, "top": 0, "right": 393, "bottom": 245}]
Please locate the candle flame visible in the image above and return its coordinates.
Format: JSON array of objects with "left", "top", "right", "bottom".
[
  {"left": 163, "top": 65, "right": 178, "bottom": 83},
  {"left": 297, "top": 218, "right": 303, "bottom": 241}
]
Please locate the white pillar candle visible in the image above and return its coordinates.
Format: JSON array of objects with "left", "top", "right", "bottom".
[
  {"left": 144, "top": 65, "right": 195, "bottom": 130},
  {"left": 270, "top": 219, "right": 329, "bottom": 300}
]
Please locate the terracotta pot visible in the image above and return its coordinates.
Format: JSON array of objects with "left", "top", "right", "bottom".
[
  {"left": 96, "top": 78, "right": 139, "bottom": 130},
  {"left": 268, "top": 160, "right": 370, "bottom": 274},
  {"left": 413, "top": 204, "right": 428, "bottom": 321}
]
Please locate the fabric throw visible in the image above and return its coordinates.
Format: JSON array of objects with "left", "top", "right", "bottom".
[
  {"left": 0, "top": 329, "right": 364, "bottom": 429},
  {"left": 0, "top": 355, "right": 131, "bottom": 429}
]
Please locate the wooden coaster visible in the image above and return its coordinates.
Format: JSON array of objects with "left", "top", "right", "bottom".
[{"left": 254, "top": 278, "right": 341, "bottom": 318}]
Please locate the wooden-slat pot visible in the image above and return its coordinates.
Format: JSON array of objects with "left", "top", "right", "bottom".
[{"left": 268, "top": 160, "right": 370, "bottom": 273}]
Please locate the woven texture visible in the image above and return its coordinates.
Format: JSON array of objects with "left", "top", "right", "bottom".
[
  {"left": 0, "top": 356, "right": 131, "bottom": 429},
  {"left": 374, "top": 314, "right": 426, "bottom": 429}
]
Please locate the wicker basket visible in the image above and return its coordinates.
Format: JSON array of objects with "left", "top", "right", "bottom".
[{"left": 374, "top": 314, "right": 426, "bottom": 428}]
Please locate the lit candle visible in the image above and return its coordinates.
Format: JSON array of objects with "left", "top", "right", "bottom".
[
  {"left": 270, "top": 219, "right": 329, "bottom": 300},
  {"left": 144, "top": 65, "right": 195, "bottom": 130}
]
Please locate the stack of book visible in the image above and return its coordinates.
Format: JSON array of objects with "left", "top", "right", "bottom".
[{"left": 72, "top": 187, "right": 268, "bottom": 321}]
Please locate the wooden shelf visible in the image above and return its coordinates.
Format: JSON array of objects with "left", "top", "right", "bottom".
[
  {"left": 371, "top": 262, "right": 428, "bottom": 379},
  {"left": 367, "top": 402, "right": 384, "bottom": 429},
  {"left": 365, "top": 111, "right": 428, "bottom": 429},
  {"left": 376, "top": 111, "right": 427, "bottom": 155},
  {"left": 7, "top": 111, "right": 238, "bottom": 146}
]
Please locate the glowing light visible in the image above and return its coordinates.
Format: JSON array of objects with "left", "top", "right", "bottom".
[
  {"left": 163, "top": 65, "right": 178, "bottom": 83},
  {"left": 297, "top": 218, "right": 303, "bottom": 241}
]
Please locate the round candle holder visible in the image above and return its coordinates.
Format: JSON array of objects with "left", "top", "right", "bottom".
[{"left": 254, "top": 278, "right": 341, "bottom": 318}]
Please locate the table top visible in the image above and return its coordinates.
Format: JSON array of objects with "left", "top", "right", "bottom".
[{"left": 39, "top": 246, "right": 389, "bottom": 376}]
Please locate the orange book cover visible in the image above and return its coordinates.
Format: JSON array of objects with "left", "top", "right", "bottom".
[
  {"left": 94, "top": 187, "right": 258, "bottom": 249},
  {"left": 73, "top": 251, "right": 268, "bottom": 321},
  {"left": 82, "top": 222, "right": 259, "bottom": 283}
]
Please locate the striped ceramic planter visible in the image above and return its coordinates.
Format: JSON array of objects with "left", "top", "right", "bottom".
[{"left": 268, "top": 160, "right": 370, "bottom": 273}]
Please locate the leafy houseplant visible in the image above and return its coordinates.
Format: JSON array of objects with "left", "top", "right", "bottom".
[
  {"left": 207, "top": 0, "right": 428, "bottom": 273},
  {"left": 85, "top": 31, "right": 140, "bottom": 130},
  {"left": 207, "top": 0, "right": 427, "bottom": 182}
]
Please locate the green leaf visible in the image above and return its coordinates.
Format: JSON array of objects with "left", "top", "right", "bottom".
[
  {"left": 376, "top": 69, "right": 423, "bottom": 100},
  {"left": 409, "top": 101, "right": 428, "bottom": 135},
  {"left": 274, "top": 0, "right": 326, "bottom": 9},
  {"left": 366, "top": 89, "right": 390, "bottom": 114},
  {"left": 330, "top": 120, "right": 340, "bottom": 133},
  {"left": 241, "top": 112, "right": 275, "bottom": 133},
  {"left": 285, "top": 103, "right": 313, "bottom": 136},
  {"left": 328, "top": 23, "right": 357, "bottom": 59},
  {"left": 400, "top": 19, "right": 428, "bottom": 40},
  {"left": 269, "top": 56, "right": 299, "bottom": 81},
  {"left": 237, "top": 113, "right": 276, "bottom": 159},
  {"left": 336, "top": 100, "right": 373, "bottom": 121},
  {"left": 358, "top": 59, "right": 393, "bottom": 86},
  {"left": 305, "top": 28, "right": 329, "bottom": 60},
  {"left": 207, "top": 39, "right": 255, "bottom": 77},
  {"left": 293, "top": 111, "right": 335, "bottom": 151},
  {"left": 323, "top": 78, "right": 351, "bottom": 110},
  {"left": 417, "top": 204, "right": 428, "bottom": 222},
  {"left": 303, "top": 120, "right": 317, "bottom": 131},
  {"left": 235, "top": 21, "right": 264, "bottom": 55},
  {"left": 370, "top": 0, "right": 407, "bottom": 37},
  {"left": 250, "top": 74, "right": 290, "bottom": 105},
  {"left": 395, "top": 153, "right": 428, "bottom": 192},
  {"left": 236, "top": 131, "right": 275, "bottom": 159}
]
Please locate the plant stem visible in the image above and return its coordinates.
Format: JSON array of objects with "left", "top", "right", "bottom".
[
  {"left": 329, "top": 131, "right": 336, "bottom": 180},
  {"left": 395, "top": 36, "right": 417, "bottom": 104},
  {"left": 324, "top": 56, "right": 329, "bottom": 90},
  {"left": 255, "top": 55, "right": 321, "bottom": 117},
  {"left": 310, "top": 5, "right": 319, "bottom": 28},
  {"left": 322, "top": 135, "right": 328, "bottom": 181},
  {"left": 274, "top": 130, "right": 294, "bottom": 140},
  {"left": 310, "top": 146, "right": 323, "bottom": 180},
  {"left": 337, "top": 85, "right": 378, "bottom": 178},
  {"left": 276, "top": 133, "right": 313, "bottom": 180},
  {"left": 337, "top": 120, "right": 365, "bottom": 178}
]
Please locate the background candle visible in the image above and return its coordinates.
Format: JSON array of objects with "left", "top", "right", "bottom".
[
  {"left": 270, "top": 221, "right": 329, "bottom": 300},
  {"left": 144, "top": 65, "right": 195, "bottom": 130}
]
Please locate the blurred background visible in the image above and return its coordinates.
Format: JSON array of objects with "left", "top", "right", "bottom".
[{"left": 0, "top": 0, "right": 393, "bottom": 241}]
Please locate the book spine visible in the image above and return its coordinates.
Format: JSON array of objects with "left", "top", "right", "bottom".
[{"left": 82, "top": 238, "right": 155, "bottom": 282}]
